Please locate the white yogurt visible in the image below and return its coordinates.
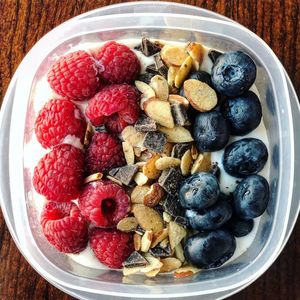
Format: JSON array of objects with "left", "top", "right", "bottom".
[{"left": 25, "top": 38, "right": 270, "bottom": 271}]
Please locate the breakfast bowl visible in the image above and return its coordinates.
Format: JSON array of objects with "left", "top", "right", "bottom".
[{"left": 1, "top": 2, "right": 299, "bottom": 299}]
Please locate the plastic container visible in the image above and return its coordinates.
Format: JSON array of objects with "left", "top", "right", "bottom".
[{"left": 1, "top": 2, "right": 299, "bottom": 299}]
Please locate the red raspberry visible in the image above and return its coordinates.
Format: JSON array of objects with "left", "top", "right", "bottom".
[
  {"left": 85, "top": 84, "right": 140, "bottom": 133},
  {"left": 90, "top": 228, "right": 134, "bottom": 268},
  {"left": 85, "top": 132, "right": 125, "bottom": 174},
  {"left": 41, "top": 201, "right": 88, "bottom": 253},
  {"left": 47, "top": 50, "right": 99, "bottom": 101},
  {"left": 79, "top": 180, "right": 130, "bottom": 227},
  {"left": 34, "top": 98, "right": 86, "bottom": 149},
  {"left": 33, "top": 144, "right": 84, "bottom": 202},
  {"left": 94, "top": 41, "right": 140, "bottom": 83}
]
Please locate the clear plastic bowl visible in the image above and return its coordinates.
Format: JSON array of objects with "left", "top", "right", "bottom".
[{"left": 0, "top": 1, "right": 298, "bottom": 298}]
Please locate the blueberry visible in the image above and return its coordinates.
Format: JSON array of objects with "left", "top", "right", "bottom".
[
  {"left": 233, "top": 175, "right": 269, "bottom": 219},
  {"left": 193, "top": 111, "right": 230, "bottom": 152},
  {"left": 179, "top": 172, "right": 220, "bottom": 210},
  {"left": 221, "top": 91, "right": 262, "bottom": 135},
  {"left": 222, "top": 138, "right": 268, "bottom": 177},
  {"left": 185, "top": 196, "right": 232, "bottom": 231},
  {"left": 184, "top": 229, "right": 236, "bottom": 269},
  {"left": 226, "top": 216, "right": 254, "bottom": 237},
  {"left": 211, "top": 51, "right": 256, "bottom": 97}
]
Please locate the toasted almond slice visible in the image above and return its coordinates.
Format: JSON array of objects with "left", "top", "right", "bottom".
[
  {"left": 121, "top": 126, "right": 145, "bottom": 147},
  {"left": 160, "top": 258, "right": 182, "bottom": 273},
  {"left": 134, "top": 233, "right": 142, "bottom": 251},
  {"left": 149, "top": 75, "right": 169, "bottom": 102},
  {"left": 134, "top": 172, "right": 150, "bottom": 186},
  {"left": 141, "top": 230, "right": 153, "bottom": 252},
  {"left": 122, "top": 142, "right": 135, "bottom": 165},
  {"left": 123, "top": 266, "right": 142, "bottom": 276},
  {"left": 144, "top": 183, "right": 165, "bottom": 207},
  {"left": 180, "top": 150, "right": 193, "bottom": 175},
  {"left": 117, "top": 217, "right": 138, "bottom": 232},
  {"left": 145, "top": 268, "right": 161, "bottom": 277},
  {"left": 133, "top": 147, "right": 142, "bottom": 157},
  {"left": 160, "top": 238, "right": 169, "bottom": 249},
  {"left": 186, "top": 42, "right": 204, "bottom": 70},
  {"left": 155, "top": 157, "right": 181, "bottom": 170},
  {"left": 135, "top": 161, "right": 146, "bottom": 171},
  {"left": 168, "top": 221, "right": 186, "bottom": 250},
  {"left": 163, "top": 212, "right": 172, "bottom": 223},
  {"left": 174, "top": 265, "right": 200, "bottom": 278},
  {"left": 174, "top": 56, "right": 193, "bottom": 88},
  {"left": 106, "top": 175, "right": 122, "bottom": 186},
  {"left": 141, "top": 253, "right": 163, "bottom": 273},
  {"left": 135, "top": 80, "right": 156, "bottom": 98},
  {"left": 161, "top": 45, "right": 189, "bottom": 67},
  {"left": 191, "top": 144, "right": 198, "bottom": 160},
  {"left": 151, "top": 228, "right": 169, "bottom": 248},
  {"left": 142, "top": 154, "right": 161, "bottom": 179},
  {"left": 158, "top": 125, "right": 194, "bottom": 143},
  {"left": 84, "top": 172, "right": 103, "bottom": 184},
  {"left": 137, "top": 150, "right": 153, "bottom": 163},
  {"left": 131, "top": 185, "right": 150, "bottom": 204},
  {"left": 167, "top": 66, "right": 179, "bottom": 86},
  {"left": 168, "top": 94, "right": 189, "bottom": 108},
  {"left": 174, "top": 244, "right": 185, "bottom": 263},
  {"left": 184, "top": 79, "right": 217, "bottom": 112},
  {"left": 144, "top": 98, "right": 174, "bottom": 128},
  {"left": 191, "top": 152, "right": 211, "bottom": 174},
  {"left": 83, "top": 123, "right": 94, "bottom": 148}
]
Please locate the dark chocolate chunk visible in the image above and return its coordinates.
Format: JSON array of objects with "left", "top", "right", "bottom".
[
  {"left": 149, "top": 244, "right": 171, "bottom": 258},
  {"left": 174, "top": 216, "right": 188, "bottom": 228},
  {"left": 171, "top": 143, "right": 191, "bottom": 159},
  {"left": 210, "top": 162, "right": 221, "bottom": 180},
  {"left": 162, "top": 193, "right": 184, "bottom": 217},
  {"left": 122, "top": 251, "right": 149, "bottom": 268},
  {"left": 171, "top": 103, "right": 191, "bottom": 126},
  {"left": 159, "top": 168, "right": 183, "bottom": 195},
  {"left": 137, "top": 73, "right": 155, "bottom": 84},
  {"left": 134, "top": 115, "right": 157, "bottom": 132},
  {"left": 108, "top": 165, "right": 139, "bottom": 186},
  {"left": 146, "top": 64, "right": 159, "bottom": 74},
  {"left": 154, "top": 54, "right": 168, "bottom": 78},
  {"left": 143, "top": 131, "right": 167, "bottom": 153},
  {"left": 134, "top": 44, "right": 142, "bottom": 51},
  {"left": 141, "top": 37, "right": 161, "bottom": 57},
  {"left": 208, "top": 49, "right": 222, "bottom": 63}
]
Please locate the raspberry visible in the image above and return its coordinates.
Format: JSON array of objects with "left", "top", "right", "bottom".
[
  {"left": 34, "top": 98, "right": 86, "bottom": 149},
  {"left": 79, "top": 180, "right": 130, "bottom": 227},
  {"left": 47, "top": 50, "right": 99, "bottom": 101},
  {"left": 94, "top": 41, "right": 140, "bottom": 83},
  {"left": 33, "top": 144, "right": 84, "bottom": 202},
  {"left": 85, "top": 132, "right": 125, "bottom": 174},
  {"left": 90, "top": 228, "right": 134, "bottom": 268},
  {"left": 85, "top": 84, "right": 140, "bottom": 133},
  {"left": 41, "top": 201, "right": 88, "bottom": 253}
]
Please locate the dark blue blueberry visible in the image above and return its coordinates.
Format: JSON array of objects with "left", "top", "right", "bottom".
[
  {"left": 222, "top": 138, "right": 268, "bottom": 177},
  {"left": 221, "top": 91, "right": 262, "bottom": 135},
  {"left": 184, "top": 229, "right": 236, "bottom": 269},
  {"left": 179, "top": 172, "right": 220, "bottom": 210},
  {"left": 185, "top": 196, "right": 232, "bottom": 231},
  {"left": 211, "top": 51, "right": 256, "bottom": 97},
  {"left": 233, "top": 174, "right": 269, "bottom": 219},
  {"left": 193, "top": 111, "right": 230, "bottom": 152},
  {"left": 226, "top": 216, "right": 254, "bottom": 237}
]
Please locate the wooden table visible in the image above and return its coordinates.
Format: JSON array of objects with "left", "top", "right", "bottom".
[{"left": 0, "top": 1, "right": 299, "bottom": 299}]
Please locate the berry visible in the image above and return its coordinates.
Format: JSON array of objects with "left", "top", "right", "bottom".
[
  {"left": 222, "top": 138, "right": 268, "bottom": 177},
  {"left": 34, "top": 98, "right": 86, "bottom": 149},
  {"left": 47, "top": 50, "right": 99, "bottom": 101},
  {"left": 185, "top": 194, "right": 232, "bottom": 231},
  {"left": 233, "top": 175, "right": 270, "bottom": 219},
  {"left": 184, "top": 229, "right": 236, "bottom": 269},
  {"left": 226, "top": 216, "right": 254, "bottom": 237},
  {"left": 94, "top": 41, "right": 140, "bottom": 83},
  {"left": 33, "top": 144, "right": 84, "bottom": 202},
  {"left": 85, "top": 132, "right": 125, "bottom": 174},
  {"left": 86, "top": 84, "right": 140, "bottom": 133},
  {"left": 211, "top": 51, "right": 256, "bottom": 97},
  {"left": 90, "top": 228, "right": 134, "bottom": 268},
  {"left": 40, "top": 201, "right": 88, "bottom": 253},
  {"left": 179, "top": 172, "right": 220, "bottom": 210},
  {"left": 221, "top": 91, "right": 262, "bottom": 135},
  {"left": 79, "top": 180, "right": 130, "bottom": 227},
  {"left": 193, "top": 111, "right": 230, "bottom": 152}
]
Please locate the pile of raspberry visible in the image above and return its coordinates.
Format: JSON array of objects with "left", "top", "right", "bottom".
[{"left": 33, "top": 41, "right": 141, "bottom": 268}]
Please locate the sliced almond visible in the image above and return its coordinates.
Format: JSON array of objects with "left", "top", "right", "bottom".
[
  {"left": 135, "top": 80, "right": 156, "bottom": 98},
  {"left": 163, "top": 212, "right": 172, "bottom": 223},
  {"left": 140, "top": 253, "right": 163, "bottom": 273},
  {"left": 168, "top": 221, "right": 186, "bottom": 250},
  {"left": 117, "top": 217, "right": 138, "bottom": 232},
  {"left": 160, "top": 238, "right": 169, "bottom": 249},
  {"left": 167, "top": 66, "right": 179, "bottom": 86},
  {"left": 174, "top": 265, "right": 200, "bottom": 278},
  {"left": 141, "top": 230, "right": 153, "bottom": 252},
  {"left": 161, "top": 45, "right": 189, "bottom": 67},
  {"left": 106, "top": 175, "right": 122, "bottom": 186},
  {"left": 144, "top": 183, "right": 165, "bottom": 207},
  {"left": 135, "top": 161, "right": 146, "bottom": 171},
  {"left": 132, "top": 204, "right": 164, "bottom": 233},
  {"left": 145, "top": 268, "right": 161, "bottom": 277},
  {"left": 191, "top": 152, "right": 211, "bottom": 174},
  {"left": 84, "top": 172, "right": 103, "bottom": 184},
  {"left": 168, "top": 94, "right": 189, "bottom": 108},
  {"left": 155, "top": 157, "right": 181, "bottom": 170},
  {"left": 142, "top": 154, "right": 161, "bottom": 179},
  {"left": 158, "top": 125, "right": 194, "bottom": 143},
  {"left": 133, "top": 147, "right": 142, "bottom": 157},
  {"left": 123, "top": 266, "right": 142, "bottom": 276},
  {"left": 122, "top": 142, "right": 135, "bottom": 165},
  {"left": 149, "top": 75, "right": 169, "bottom": 102},
  {"left": 144, "top": 98, "right": 174, "bottom": 128},
  {"left": 174, "top": 56, "right": 193, "bottom": 88},
  {"left": 131, "top": 185, "right": 150, "bottom": 204},
  {"left": 191, "top": 144, "right": 198, "bottom": 160},
  {"left": 184, "top": 79, "right": 217, "bottom": 112},
  {"left": 121, "top": 126, "right": 145, "bottom": 147},
  {"left": 174, "top": 244, "right": 185, "bottom": 263},
  {"left": 180, "top": 150, "right": 193, "bottom": 175},
  {"left": 137, "top": 150, "right": 153, "bottom": 162},
  {"left": 134, "top": 233, "right": 142, "bottom": 251},
  {"left": 186, "top": 42, "right": 204, "bottom": 70},
  {"left": 151, "top": 228, "right": 169, "bottom": 248},
  {"left": 160, "top": 258, "right": 182, "bottom": 273},
  {"left": 83, "top": 123, "right": 94, "bottom": 148},
  {"left": 134, "top": 172, "right": 149, "bottom": 186}
]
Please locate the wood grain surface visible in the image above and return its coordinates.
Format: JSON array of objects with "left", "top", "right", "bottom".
[{"left": 0, "top": 1, "right": 299, "bottom": 299}]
